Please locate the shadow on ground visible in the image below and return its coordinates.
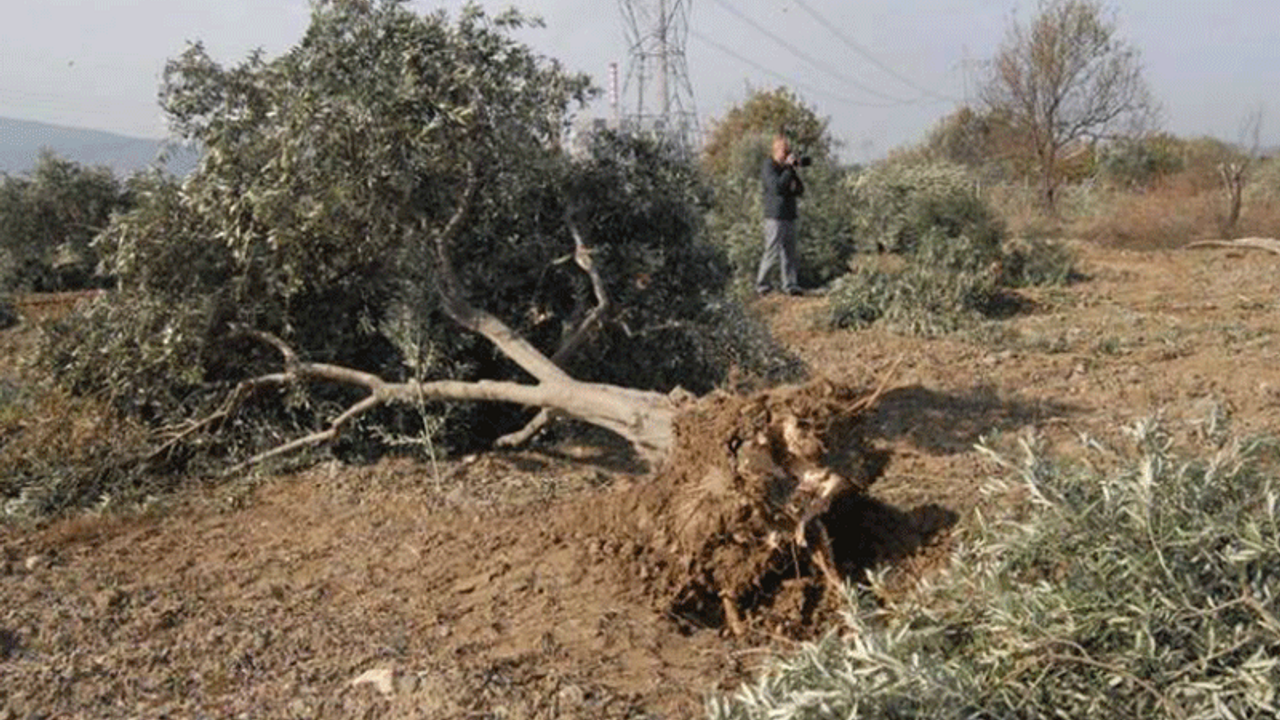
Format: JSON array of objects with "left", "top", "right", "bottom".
[
  {"left": 869, "top": 384, "right": 1080, "bottom": 455},
  {"left": 825, "top": 494, "right": 958, "bottom": 577}
]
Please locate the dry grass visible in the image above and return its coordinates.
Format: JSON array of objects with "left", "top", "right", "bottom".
[
  {"left": 988, "top": 173, "right": 1280, "bottom": 251},
  {"left": 1074, "top": 182, "right": 1219, "bottom": 249},
  {"left": 984, "top": 182, "right": 1066, "bottom": 240}
]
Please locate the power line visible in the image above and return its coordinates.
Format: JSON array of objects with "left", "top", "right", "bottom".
[
  {"left": 703, "top": 0, "right": 923, "bottom": 105},
  {"left": 790, "top": 0, "right": 960, "bottom": 103},
  {"left": 687, "top": 28, "right": 910, "bottom": 109}
]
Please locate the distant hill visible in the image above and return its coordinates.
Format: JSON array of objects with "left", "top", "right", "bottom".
[{"left": 0, "top": 117, "right": 198, "bottom": 177}]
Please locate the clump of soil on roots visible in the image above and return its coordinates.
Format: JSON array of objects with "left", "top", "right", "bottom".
[{"left": 579, "top": 380, "right": 890, "bottom": 637}]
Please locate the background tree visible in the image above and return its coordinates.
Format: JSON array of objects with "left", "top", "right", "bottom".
[
  {"left": 981, "top": 0, "right": 1155, "bottom": 212},
  {"left": 1095, "top": 131, "right": 1184, "bottom": 190},
  {"left": 701, "top": 86, "right": 834, "bottom": 180},
  {"left": 922, "top": 106, "right": 1002, "bottom": 175},
  {"left": 1217, "top": 107, "right": 1264, "bottom": 235},
  {"left": 0, "top": 151, "right": 130, "bottom": 292}
]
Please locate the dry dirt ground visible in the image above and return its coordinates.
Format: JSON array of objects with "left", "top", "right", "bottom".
[{"left": 3, "top": 242, "right": 1280, "bottom": 719}]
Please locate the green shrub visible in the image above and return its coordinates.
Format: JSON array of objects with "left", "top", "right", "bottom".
[
  {"left": 846, "top": 160, "right": 1003, "bottom": 257},
  {"left": 796, "top": 162, "right": 858, "bottom": 288},
  {"left": 828, "top": 160, "right": 1077, "bottom": 335},
  {"left": 1001, "top": 236, "right": 1080, "bottom": 287},
  {"left": 827, "top": 250, "right": 1002, "bottom": 337},
  {"left": 829, "top": 161, "right": 1003, "bottom": 333},
  {"left": 1097, "top": 134, "right": 1186, "bottom": 189},
  {"left": 0, "top": 152, "right": 131, "bottom": 292},
  {"left": 710, "top": 416, "right": 1280, "bottom": 719}
]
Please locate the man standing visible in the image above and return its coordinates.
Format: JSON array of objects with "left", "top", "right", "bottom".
[{"left": 756, "top": 133, "right": 805, "bottom": 296}]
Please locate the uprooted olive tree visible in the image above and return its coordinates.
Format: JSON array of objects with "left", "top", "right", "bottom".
[
  {"left": 43, "top": 0, "right": 792, "bottom": 467},
  {"left": 32, "top": 0, "right": 886, "bottom": 626}
]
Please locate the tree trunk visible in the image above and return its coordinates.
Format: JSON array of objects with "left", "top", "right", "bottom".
[
  {"left": 1219, "top": 161, "right": 1246, "bottom": 235},
  {"left": 1040, "top": 140, "right": 1060, "bottom": 214}
]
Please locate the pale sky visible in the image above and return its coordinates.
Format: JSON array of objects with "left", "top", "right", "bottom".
[{"left": 2, "top": 0, "right": 1277, "bottom": 161}]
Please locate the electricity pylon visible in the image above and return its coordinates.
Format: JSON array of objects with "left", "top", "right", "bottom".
[{"left": 617, "top": 0, "right": 699, "bottom": 150}]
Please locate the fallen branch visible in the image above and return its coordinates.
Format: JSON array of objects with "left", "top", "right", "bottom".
[
  {"left": 1184, "top": 238, "right": 1280, "bottom": 256},
  {"left": 550, "top": 207, "right": 612, "bottom": 365},
  {"left": 494, "top": 407, "right": 557, "bottom": 448},
  {"left": 148, "top": 372, "right": 291, "bottom": 463},
  {"left": 231, "top": 394, "right": 382, "bottom": 473},
  {"left": 429, "top": 169, "right": 571, "bottom": 387},
  {"left": 849, "top": 353, "right": 905, "bottom": 415}
]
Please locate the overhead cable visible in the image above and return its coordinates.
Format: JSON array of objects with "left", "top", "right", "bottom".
[
  {"left": 704, "top": 0, "right": 926, "bottom": 105},
  {"left": 791, "top": 0, "right": 960, "bottom": 102},
  {"left": 688, "top": 28, "right": 912, "bottom": 109}
]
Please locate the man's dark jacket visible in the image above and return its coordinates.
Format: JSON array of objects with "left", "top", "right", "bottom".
[{"left": 762, "top": 158, "right": 805, "bottom": 220}]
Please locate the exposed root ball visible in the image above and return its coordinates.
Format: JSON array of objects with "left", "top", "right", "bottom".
[{"left": 613, "top": 380, "right": 883, "bottom": 633}]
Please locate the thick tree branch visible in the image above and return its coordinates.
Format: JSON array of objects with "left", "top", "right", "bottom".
[
  {"left": 496, "top": 208, "right": 614, "bottom": 448},
  {"left": 551, "top": 208, "right": 612, "bottom": 364},
  {"left": 204, "top": 166, "right": 682, "bottom": 471},
  {"left": 430, "top": 167, "right": 573, "bottom": 386},
  {"left": 231, "top": 394, "right": 383, "bottom": 473}
]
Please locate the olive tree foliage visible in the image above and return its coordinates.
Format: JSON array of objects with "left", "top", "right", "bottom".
[
  {"left": 701, "top": 88, "right": 854, "bottom": 292},
  {"left": 40, "top": 0, "right": 769, "bottom": 476},
  {"left": 712, "top": 418, "right": 1280, "bottom": 720},
  {"left": 982, "top": 0, "right": 1155, "bottom": 212},
  {"left": 828, "top": 158, "right": 1077, "bottom": 336},
  {"left": 828, "top": 161, "right": 1007, "bottom": 335},
  {"left": 0, "top": 151, "right": 129, "bottom": 292}
]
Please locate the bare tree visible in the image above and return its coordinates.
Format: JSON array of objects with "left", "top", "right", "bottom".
[
  {"left": 982, "top": 0, "right": 1155, "bottom": 211},
  {"left": 1218, "top": 106, "right": 1265, "bottom": 235}
]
